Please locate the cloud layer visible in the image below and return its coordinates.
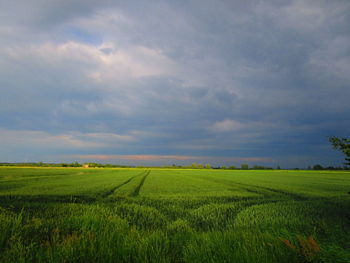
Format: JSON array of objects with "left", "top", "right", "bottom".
[{"left": 1, "top": 0, "right": 349, "bottom": 167}]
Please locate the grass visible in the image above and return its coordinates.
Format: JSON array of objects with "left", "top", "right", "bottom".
[{"left": 0, "top": 167, "right": 349, "bottom": 262}]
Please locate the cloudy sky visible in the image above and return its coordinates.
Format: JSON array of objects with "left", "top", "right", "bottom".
[{"left": 0, "top": 0, "right": 349, "bottom": 167}]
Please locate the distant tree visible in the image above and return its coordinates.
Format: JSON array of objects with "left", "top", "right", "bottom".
[
  {"left": 277, "top": 165, "right": 281, "bottom": 170},
  {"left": 329, "top": 136, "right": 350, "bottom": 166},
  {"left": 252, "top": 165, "right": 272, "bottom": 170},
  {"left": 191, "top": 163, "right": 198, "bottom": 169},
  {"left": 313, "top": 164, "right": 324, "bottom": 170},
  {"left": 72, "top": 162, "right": 81, "bottom": 167},
  {"left": 229, "top": 165, "right": 236, "bottom": 169},
  {"left": 205, "top": 164, "right": 211, "bottom": 169},
  {"left": 241, "top": 164, "right": 249, "bottom": 170}
]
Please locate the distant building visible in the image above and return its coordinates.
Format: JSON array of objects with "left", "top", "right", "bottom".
[{"left": 82, "top": 164, "right": 89, "bottom": 168}]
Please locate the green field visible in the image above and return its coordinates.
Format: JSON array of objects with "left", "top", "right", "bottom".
[{"left": 0, "top": 167, "right": 349, "bottom": 263}]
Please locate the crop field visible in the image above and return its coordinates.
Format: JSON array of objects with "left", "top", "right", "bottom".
[{"left": 0, "top": 167, "right": 349, "bottom": 263}]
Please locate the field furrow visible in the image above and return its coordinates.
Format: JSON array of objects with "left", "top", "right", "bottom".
[
  {"left": 130, "top": 170, "right": 150, "bottom": 197},
  {"left": 109, "top": 170, "right": 149, "bottom": 197},
  {"left": 99, "top": 174, "right": 140, "bottom": 198}
]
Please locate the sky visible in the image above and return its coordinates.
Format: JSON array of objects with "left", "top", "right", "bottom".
[{"left": 0, "top": 0, "right": 349, "bottom": 168}]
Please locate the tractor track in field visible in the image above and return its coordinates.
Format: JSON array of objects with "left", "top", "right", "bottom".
[
  {"left": 130, "top": 170, "right": 150, "bottom": 197},
  {"left": 195, "top": 176, "right": 307, "bottom": 201},
  {"left": 100, "top": 171, "right": 148, "bottom": 198},
  {"left": 228, "top": 181, "right": 307, "bottom": 201}
]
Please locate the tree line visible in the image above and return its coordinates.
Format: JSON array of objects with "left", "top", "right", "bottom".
[{"left": 1, "top": 136, "right": 348, "bottom": 170}]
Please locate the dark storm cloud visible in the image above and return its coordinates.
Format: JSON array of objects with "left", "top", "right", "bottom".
[{"left": 0, "top": 0, "right": 349, "bottom": 167}]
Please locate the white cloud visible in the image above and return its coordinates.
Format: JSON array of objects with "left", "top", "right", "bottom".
[
  {"left": 210, "top": 119, "right": 246, "bottom": 132},
  {"left": 209, "top": 119, "right": 280, "bottom": 133},
  {"left": 0, "top": 129, "right": 100, "bottom": 148},
  {"left": 4, "top": 41, "right": 175, "bottom": 81},
  {"left": 0, "top": 129, "right": 135, "bottom": 149},
  {"left": 83, "top": 132, "right": 134, "bottom": 142}
]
